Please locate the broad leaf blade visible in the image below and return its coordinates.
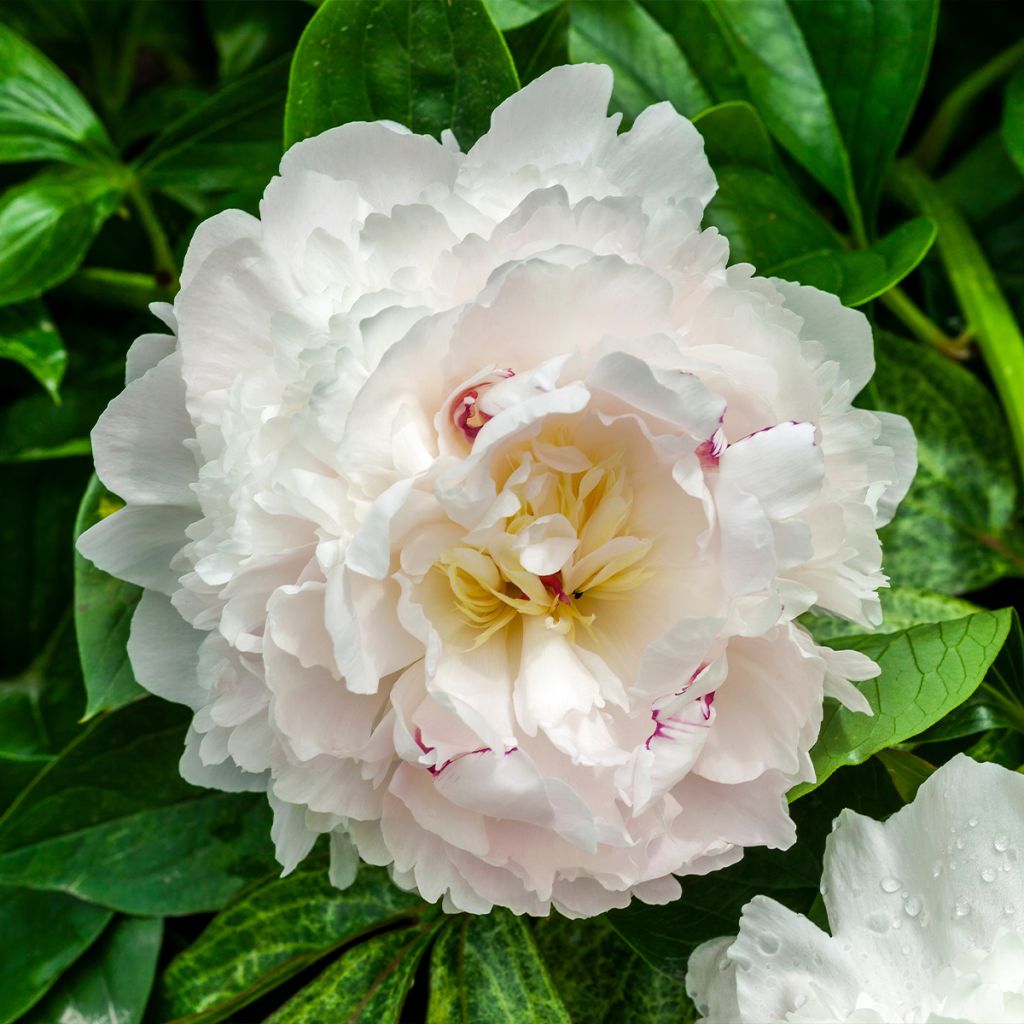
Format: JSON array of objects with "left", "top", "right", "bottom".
[
  {"left": 0, "top": 22, "right": 115, "bottom": 166},
  {"left": 707, "top": 0, "right": 861, "bottom": 233},
  {"left": 73, "top": 475, "right": 144, "bottom": 718},
  {"left": 0, "top": 170, "right": 124, "bottom": 307},
  {"left": 0, "top": 887, "right": 112, "bottom": 1024},
  {"left": 790, "top": 609, "right": 1013, "bottom": 799},
  {"left": 790, "top": 0, "right": 938, "bottom": 219},
  {"left": 427, "top": 911, "right": 570, "bottom": 1024},
  {"left": 770, "top": 217, "right": 937, "bottom": 306},
  {"left": 566, "top": 0, "right": 710, "bottom": 124},
  {"left": 20, "top": 916, "right": 163, "bottom": 1024},
  {"left": 158, "top": 859, "right": 425, "bottom": 1024},
  {"left": 1000, "top": 69, "right": 1024, "bottom": 176},
  {"left": 0, "top": 301, "right": 66, "bottom": 402},
  {"left": 0, "top": 700, "right": 276, "bottom": 915},
  {"left": 285, "top": 0, "right": 519, "bottom": 149}
]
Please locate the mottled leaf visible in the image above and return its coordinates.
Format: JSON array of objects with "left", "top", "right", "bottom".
[
  {"left": 428, "top": 911, "right": 570, "bottom": 1023},
  {"left": 158, "top": 859, "right": 426, "bottom": 1024}
]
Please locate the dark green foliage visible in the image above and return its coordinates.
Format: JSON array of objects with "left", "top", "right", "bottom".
[{"left": 0, "top": 1, "right": 1023, "bottom": 1021}]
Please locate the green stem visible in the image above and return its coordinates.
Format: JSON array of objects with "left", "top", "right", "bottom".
[
  {"left": 913, "top": 38, "right": 1024, "bottom": 173},
  {"left": 879, "top": 286, "right": 970, "bottom": 360},
  {"left": 127, "top": 180, "right": 179, "bottom": 292},
  {"left": 57, "top": 268, "right": 164, "bottom": 311},
  {"left": 889, "top": 159, "right": 1024, "bottom": 484}
]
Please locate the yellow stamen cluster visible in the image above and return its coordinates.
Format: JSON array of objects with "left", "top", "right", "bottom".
[{"left": 435, "top": 441, "right": 653, "bottom": 647}]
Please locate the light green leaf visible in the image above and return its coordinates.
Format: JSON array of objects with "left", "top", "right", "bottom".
[
  {"left": 73, "top": 475, "right": 143, "bottom": 718},
  {"left": 0, "top": 301, "right": 65, "bottom": 401},
  {"left": 285, "top": 0, "right": 518, "bottom": 149},
  {"left": 1002, "top": 69, "right": 1024, "bottom": 176},
  {"left": 875, "top": 748, "right": 936, "bottom": 803},
  {"left": 789, "top": 0, "right": 938, "bottom": 219},
  {"left": 771, "top": 217, "right": 937, "bottom": 306},
  {"left": 268, "top": 923, "right": 438, "bottom": 1024},
  {"left": 535, "top": 915, "right": 693, "bottom": 1024},
  {"left": 566, "top": 0, "right": 710, "bottom": 124},
  {"left": 0, "top": 700, "right": 276, "bottom": 915},
  {"left": 157, "top": 858, "right": 426, "bottom": 1024},
  {"left": 0, "top": 22, "right": 115, "bottom": 166},
  {"left": 0, "top": 887, "right": 111, "bottom": 1024},
  {"left": 21, "top": 916, "right": 163, "bottom": 1024},
  {"left": 0, "top": 170, "right": 124, "bottom": 307},
  {"left": 484, "top": 0, "right": 562, "bottom": 31},
  {"left": 427, "top": 911, "right": 570, "bottom": 1024},
  {"left": 790, "top": 609, "right": 1013, "bottom": 799},
  {"left": 707, "top": 0, "right": 861, "bottom": 235},
  {"left": 804, "top": 586, "right": 980, "bottom": 644},
  {"left": 864, "top": 333, "right": 1022, "bottom": 593}
]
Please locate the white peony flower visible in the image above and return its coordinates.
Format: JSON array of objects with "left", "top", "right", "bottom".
[
  {"left": 686, "top": 755, "right": 1024, "bottom": 1022},
  {"left": 78, "top": 64, "right": 915, "bottom": 917}
]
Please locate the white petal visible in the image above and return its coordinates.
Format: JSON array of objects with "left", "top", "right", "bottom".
[{"left": 127, "top": 590, "right": 205, "bottom": 710}]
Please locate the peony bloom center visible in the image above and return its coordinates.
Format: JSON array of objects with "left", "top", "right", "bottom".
[{"left": 436, "top": 432, "right": 653, "bottom": 647}]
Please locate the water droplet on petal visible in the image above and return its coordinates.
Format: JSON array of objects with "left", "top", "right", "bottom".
[
  {"left": 867, "top": 911, "right": 890, "bottom": 933},
  {"left": 1005, "top": 902, "right": 1016, "bottom": 916},
  {"left": 968, "top": 817, "right": 978, "bottom": 828},
  {"left": 757, "top": 934, "right": 780, "bottom": 956},
  {"left": 904, "top": 896, "right": 922, "bottom": 917},
  {"left": 932, "top": 860, "right": 943, "bottom": 878},
  {"left": 954, "top": 896, "right": 971, "bottom": 918},
  {"left": 995, "top": 835, "right": 1010, "bottom": 852},
  {"left": 881, "top": 877, "right": 901, "bottom": 893},
  {"left": 982, "top": 867, "right": 997, "bottom": 883}
]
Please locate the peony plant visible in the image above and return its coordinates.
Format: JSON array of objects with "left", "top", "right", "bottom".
[{"left": 1, "top": 1, "right": 1023, "bottom": 1021}]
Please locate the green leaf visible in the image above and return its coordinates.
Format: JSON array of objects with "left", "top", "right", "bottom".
[
  {"left": 0, "top": 22, "right": 116, "bottom": 166},
  {"left": 268, "top": 922, "right": 438, "bottom": 1024},
  {"left": 21, "top": 916, "right": 163, "bottom": 1024},
  {"left": 639, "top": 1, "right": 751, "bottom": 104},
  {"left": 205, "top": 0, "right": 311, "bottom": 80},
  {"left": 889, "top": 159, "right": 1024, "bottom": 487},
  {"left": 566, "top": 0, "right": 711, "bottom": 124},
  {"left": 875, "top": 748, "right": 936, "bottom": 803},
  {"left": 0, "top": 887, "right": 112, "bottom": 1024},
  {"left": 136, "top": 56, "right": 290, "bottom": 200},
  {"left": 0, "top": 301, "right": 66, "bottom": 401},
  {"left": 535, "top": 915, "right": 693, "bottom": 1023},
  {"left": 73, "top": 475, "right": 143, "bottom": 718},
  {"left": 804, "top": 586, "right": 980, "bottom": 644},
  {"left": 0, "top": 700, "right": 276, "bottom": 915},
  {"left": 705, "top": 165, "right": 840, "bottom": 271},
  {"left": 0, "top": 459, "right": 91, "bottom": 675},
  {"left": 427, "top": 911, "right": 570, "bottom": 1024},
  {"left": 157, "top": 859, "right": 426, "bottom": 1024},
  {"left": 484, "top": 0, "right": 562, "bottom": 31},
  {"left": 790, "top": 608, "right": 1013, "bottom": 799},
  {"left": 789, "top": 0, "right": 938, "bottom": 219},
  {"left": 942, "top": 133, "right": 1023, "bottom": 225},
  {"left": 0, "top": 169, "right": 124, "bottom": 307},
  {"left": 694, "top": 100, "right": 777, "bottom": 175},
  {"left": 913, "top": 611, "right": 1024, "bottom": 745},
  {"left": 284, "top": 0, "right": 519, "bottom": 149},
  {"left": 771, "top": 217, "right": 937, "bottom": 306},
  {"left": 864, "top": 333, "right": 1022, "bottom": 593},
  {"left": 1002, "top": 69, "right": 1024, "bottom": 177},
  {"left": 707, "top": 0, "right": 862, "bottom": 236}
]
